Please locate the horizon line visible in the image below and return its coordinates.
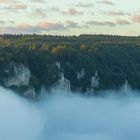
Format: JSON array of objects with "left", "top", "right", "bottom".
[{"left": 0, "top": 33, "right": 139, "bottom": 37}]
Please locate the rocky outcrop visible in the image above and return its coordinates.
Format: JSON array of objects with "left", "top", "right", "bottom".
[
  {"left": 4, "top": 63, "right": 31, "bottom": 88},
  {"left": 56, "top": 72, "right": 71, "bottom": 92},
  {"left": 56, "top": 61, "right": 61, "bottom": 70},
  {"left": 121, "top": 80, "right": 131, "bottom": 95},
  {"left": 86, "top": 71, "right": 99, "bottom": 95},
  {"left": 77, "top": 68, "right": 85, "bottom": 80}
]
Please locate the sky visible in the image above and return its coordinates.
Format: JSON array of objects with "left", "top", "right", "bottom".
[{"left": 0, "top": 0, "right": 140, "bottom": 35}]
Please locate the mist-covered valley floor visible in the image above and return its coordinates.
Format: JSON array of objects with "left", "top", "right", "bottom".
[{"left": 1, "top": 87, "right": 140, "bottom": 140}]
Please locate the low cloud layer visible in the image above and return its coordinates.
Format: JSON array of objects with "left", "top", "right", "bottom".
[
  {"left": 86, "top": 20, "right": 116, "bottom": 27},
  {"left": 117, "top": 19, "right": 131, "bottom": 25},
  {"left": 98, "top": 0, "right": 115, "bottom": 5},
  {"left": 131, "top": 14, "right": 140, "bottom": 22},
  {"left": 1, "top": 87, "right": 140, "bottom": 140},
  {"left": 0, "top": 87, "right": 44, "bottom": 140},
  {"left": 0, "top": 21, "right": 66, "bottom": 34},
  {"left": 61, "top": 8, "right": 83, "bottom": 16},
  {"left": 0, "top": 0, "right": 17, "bottom": 3},
  {"left": 66, "top": 20, "right": 80, "bottom": 28},
  {"left": 74, "top": 2, "right": 94, "bottom": 8},
  {"left": 31, "top": 0, "right": 46, "bottom": 3},
  {"left": 29, "top": 8, "right": 47, "bottom": 17},
  {"left": 105, "top": 11, "right": 130, "bottom": 16}
]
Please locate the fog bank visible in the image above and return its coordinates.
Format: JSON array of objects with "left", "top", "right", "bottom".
[
  {"left": 0, "top": 87, "right": 44, "bottom": 140},
  {"left": 1, "top": 87, "right": 140, "bottom": 140}
]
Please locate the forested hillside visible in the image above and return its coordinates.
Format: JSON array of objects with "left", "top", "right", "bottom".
[{"left": 0, "top": 34, "right": 140, "bottom": 98}]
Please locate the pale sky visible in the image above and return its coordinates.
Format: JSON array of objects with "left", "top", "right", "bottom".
[{"left": 0, "top": 0, "right": 140, "bottom": 35}]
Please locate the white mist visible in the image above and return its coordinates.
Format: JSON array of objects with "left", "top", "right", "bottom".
[{"left": 0, "top": 87, "right": 140, "bottom": 140}]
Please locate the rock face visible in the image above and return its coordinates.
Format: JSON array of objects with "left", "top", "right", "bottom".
[
  {"left": 56, "top": 61, "right": 61, "bottom": 70},
  {"left": 77, "top": 68, "right": 85, "bottom": 80},
  {"left": 5, "top": 63, "right": 31, "bottom": 88},
  {"left": 91, "top": 71, "right": 99, "bottom": 89},
  {"left": 86, "top": 71, "right": 99, "bottom": 95},
  {"left": 121, "top": 80, "right": 131, "bottom": 95},
  {"left": 56, "top": 72, "right": 71, "bottom": 92}
]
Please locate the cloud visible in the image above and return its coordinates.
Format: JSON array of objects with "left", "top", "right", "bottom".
[
  {"left": 1, "top": 86, "right": 140, "bottom": 140},
  {"left": 66, "top": 20, "right": 80, "bottom": 28},
  {"left": 4, "top": 2, "right": 28, "bottom": 11},
  {"left": 31, "top": 0, "right": 46, "bottom": 3},
  {"left": 51, "top": 7, "right": 60, "bottom": 12},
  {"left": 42, "top": 90, "right": 140, "bottom": 140},
  {"left": 0, "top": 23, "right": 35, "bottom": 34},
  {"left": 74, "top": 2, "right": 94, "bottom": 8},
  {"left": 0, "top": 0, "right": 17, "bottom": 3},
  {"left": 0, "top": 87, "right": 44, "bottom": 140},
  {"left": 61, "top": 8, "right": 83, "bottom": 16},
  {"left": 116, "top": 19, "right": 131, "bottom": 25},
  {"left": 30, "top": 8, "right": 47, "bottom": 17},
  {"left": 105, "top": 11, "right": 130, "bottom": 16},
  {"left": 16, "top": 23, "right": 32, "bottom": 29},
  {"left": 0, "top": 21, "right": 66, "bottom": 34},
  {"left": 0, "top": 0, "right": 10, "bottom": 2},
  {"left": 85, "top": 19, "right": 131, "bottom": 27},
  {"left": 0, "top": 20, "right": 83, "bottom": 34},
  {"left": 131, "top": 14, "right": 140, "bottom": 22},
  {"left": 98, "top": 0, "right": 115, "bottom": 5},
  {"left": 9, "top": 21, "right": 15, "bottom": 24},
  {"left": 13, "top": 3, "right": 27, "bottom": 10},
  {"left": 37, "top": 21, "right": 66, "bottom": 31},
  {"left": 86, "top": 20, "right": 116, "bottom": 27},
  {"left": 0, "top": 21, "right": 5, "bottom": 24}
]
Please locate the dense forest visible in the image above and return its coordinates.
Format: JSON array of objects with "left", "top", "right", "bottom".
[{"left": 0, "top": 34, "right": 140, "bottom": 98}]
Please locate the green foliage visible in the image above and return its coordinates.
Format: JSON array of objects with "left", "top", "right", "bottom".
[
  {"left": 29, "top": 75, "right": 40, "bottom": 90},
  {"left": 0, "top": 34, "right": 140, "bottom": 95}
]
